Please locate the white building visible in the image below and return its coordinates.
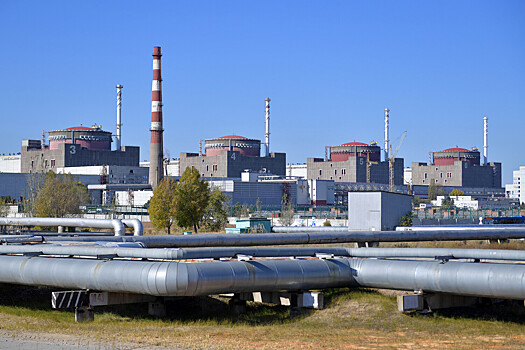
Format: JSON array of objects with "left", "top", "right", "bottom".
[
  {"left": 286, "top": 163, "right": 307, "bottom": 179},
  {"left": 505, "top": 166, "right": 525, "bottom": 205},
  {"left": 0, "top": 155, "right": 21, "bottom": 173},
  {"left": 431, "top": 195, "right": 479, "bottom": 209}
]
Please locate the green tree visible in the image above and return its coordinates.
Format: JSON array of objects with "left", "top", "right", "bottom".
[
  {"left": 174, "top": 167, "right": 210, "bottom": 233},
  {"left": 427, "top": 180, "right": 445, "bottom": 200},
  {"left": 441, "top": 196, "right": 455, "bottom": 210},
  {"left": 148, "top": 177, "right": 177, "bottom": 234},
  {"left": 34, "top": 171, "right": 89, "bottom": 217},
  {"left": 202, "top": 188, "right": 229, "bottom": 231},
  {"left": 449, "top": 189, "right": 464, "bottom": 197},
  {"left": 399, "top": 213, "right": 413, "bottom": 227}
]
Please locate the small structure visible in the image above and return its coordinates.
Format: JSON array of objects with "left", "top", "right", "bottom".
[
  {"left": 348, "top": 191, "right": 412, "bottom": 231},
  {"left": 226, "top": 217, "right": 272, "bottom": 234}
]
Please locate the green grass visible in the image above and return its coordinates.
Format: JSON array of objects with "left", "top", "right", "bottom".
[{"left": 0, "top": 284, "right": 523, "bottom": 349}]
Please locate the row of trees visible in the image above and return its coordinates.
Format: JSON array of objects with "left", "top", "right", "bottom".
[{"left": 148, "top": 168, "right": 229, "bottom": 233}]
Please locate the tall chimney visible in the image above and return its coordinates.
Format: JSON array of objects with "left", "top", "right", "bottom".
[
  {"left": 149, "top": 46, "right": 164, "bottom": 189},
  {"left": 264, "top": 97, "right": 271, "bottom": 157},
  {"left": 483, "top": 116, "right": 488, "bottom": 165},
  {"left": 115, "top": 84, "right": 123, "bottom": 150},
  {"left": 384, "top": 108, "right": 390, "bottom": 161}
]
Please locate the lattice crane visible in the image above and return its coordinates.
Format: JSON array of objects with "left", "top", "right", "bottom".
[{"left": 389, "top": 131, "right": 407, "bottom": 192}]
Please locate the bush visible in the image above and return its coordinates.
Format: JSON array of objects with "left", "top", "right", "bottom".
[{"left": 323, "top": 220, "right": 332, "bottom": 226}]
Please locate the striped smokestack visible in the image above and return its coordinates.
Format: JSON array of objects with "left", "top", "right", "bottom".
[{"left": 149, "top": 46, "right": 164, "bottom": 189}]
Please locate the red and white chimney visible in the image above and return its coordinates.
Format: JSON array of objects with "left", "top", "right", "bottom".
[{"left": 149, "top": 46, "right": 164, "bottom": 188}]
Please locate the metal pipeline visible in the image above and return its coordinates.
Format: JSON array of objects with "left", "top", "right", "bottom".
[
  {"left": 44, "top": 228, "right": 525, "bottom": 247},
  {"left": 0, "top": 218, "right": 126, "bottom": 236},
  {"left": 1, "top": 245, "right": 525, "bottom": 261},
  {"left": 272, "top": 226, "right": 347, "bottom": 233},
  {"left": 0, "top": 255, "right": 523, "bottom": 299},
  {"left": 0, "top": 255, "right": 354, "bottom": 296},
  {"left": 122, "top": 219, "right": 143, "bottom": 236}
]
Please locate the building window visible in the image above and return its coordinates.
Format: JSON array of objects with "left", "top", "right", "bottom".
[
  {"left": 435, "top": 179, "right": 439, "bottom": 183},
  {"left": 206, "top": 165, "right": 209, "bottom": 172},
  {"left": 334, "top": 169, "right": 337, "bottom": 175},
  {"left": 424, "top": 172, "right": 428, "bottom": 179},
  {"left": 319, "top": 170, "right": 322, "bottom": 176},
  {"left": 51, "top": 159, "right": 55, "bottom": 168},
  {"left": 342, "top": 168, "right": 346, "bottom": 175},
  {"left": 44, "top": 159, "right": 48, "bottom": 168},
  {"left": 212, "top": 164, "right": 218, "bottom": 172},
  {"left": 435, "top": 167, "right": 438, "bottom": 171},
  {"left": 447, "top": 172, "right": 452, "bottom": 178},
  {"left": 330, "top": 176, "right": 333, "bottom": 180},
  {"left": 330, "top": 163, "right": 333, "bottom": 167},
  {"left": 440, "top": 172, "right": 443, "bottom": 178}
]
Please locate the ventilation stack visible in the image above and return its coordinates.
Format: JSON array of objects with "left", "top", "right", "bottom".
[
  {"left": 483, "top": 117, "right": 488, "bottom": 165},
  {"left": 384, "top": 108, "right": 390, "bottom": 161},
  {"left": 149, "top": 46, "right": 164, "bottom": 189},
  {"left": 115, "top": 84, "right": 123, "bottom": 150},
  {"left": 264, "top": 97, "right": 271, "bottom": 157}
]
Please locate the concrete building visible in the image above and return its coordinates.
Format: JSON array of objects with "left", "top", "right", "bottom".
[
  {"left": 21, "top": 126, "right": 140, "bottom": 173},
  {"left": 180, "top": 135, "right": 286, "bottom": 178},
  {"left": 505, "top": 166, "right": 525, "bottom": 205},
  {"left": 411, "top": 147, "right": 501, "bottom": 189},
  {"left": 307, "top": 141, "right": 404, "bottom": 184}
]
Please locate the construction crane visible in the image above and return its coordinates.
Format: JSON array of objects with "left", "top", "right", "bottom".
[
  {"left": 366, "top": 141, "right": 379, "bottom": 183},
  {"left": 389, "top": 131, "right": 407, "bottom": 192}
]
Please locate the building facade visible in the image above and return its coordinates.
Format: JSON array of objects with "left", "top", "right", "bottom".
[
  {"left": 21, "top": 126, "right": 140, "bottom": 173},
  {"left": 179, "top": 135, "right": 286, "bottom": 178},
  {"left": 505, "top": 166, "right": 525, "bottom": 205},
  {"left": 306, "top": 142, "right": 404, "bottom": 184},
  {"left": 411, "top": 148, "right": 501, "bottom": 189}
]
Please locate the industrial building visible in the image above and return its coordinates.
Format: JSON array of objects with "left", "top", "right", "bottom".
[
  {"left": 505, "top": 166, "right": 525, "bottom": 205},
  {"left": 179, "top": 135, "right": 286, "bottom": 178},
  {"left": 21, "top": 126, "right": 140, "bottom": 173},
  {"left": 306, "top": 141, "right": 404, "bottom": 184},
  {"left": 411, "top": 147, "right": 501, "bottom": 188}
]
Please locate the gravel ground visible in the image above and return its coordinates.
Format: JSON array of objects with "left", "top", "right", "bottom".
[{"left": 0, "top": 331, "right": 178, "bottom": 350}]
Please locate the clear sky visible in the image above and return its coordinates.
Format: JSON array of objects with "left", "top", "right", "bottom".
[{"left": 1, "top": 1, "right": 524, "bottom": 185}]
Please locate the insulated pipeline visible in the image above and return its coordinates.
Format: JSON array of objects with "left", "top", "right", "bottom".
[
  {"left": 2, "top": 245, "right": 525, "bottom": 261},
  {"left": 0, "top": 256, "right": 524, "bottom": 299},
  {"left": 43, "top": 228, "right": 525, "bottom": 247}
]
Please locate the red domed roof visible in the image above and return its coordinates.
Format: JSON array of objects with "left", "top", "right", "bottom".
[
  {"left": 218, "top": 135, "right": 247, "bottom": 139},
  {"left": 341, "top": 142, "right": 368, "bottom": 146},
  {"left": 64, "top": 127, "right": 94, "bottom": 131},
  {"left": 440, "top": 147, "right": 471, "bottom": 153}
]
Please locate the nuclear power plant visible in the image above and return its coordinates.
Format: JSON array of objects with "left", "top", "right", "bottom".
[{"left": 0, "top": 46, "right": 510, "bottom": 209}]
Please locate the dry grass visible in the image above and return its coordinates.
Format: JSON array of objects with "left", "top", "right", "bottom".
[{"left": 0, "top": 284, "right": 523, "bottom": 349}]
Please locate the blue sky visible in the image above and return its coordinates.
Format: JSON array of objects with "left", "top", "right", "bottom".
[{"left": 1, "top": 1, "right": 524, "bottom": 184}]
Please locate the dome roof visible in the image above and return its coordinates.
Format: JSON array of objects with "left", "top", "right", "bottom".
[
  {"left": 341, "top": 142, "right": 368, "bottom": 146},
  {"left": 439, "top": 147, "right": 471, "bottom": 153},
  {"left": 218, "top": 135, "right": 248, "bottom": 139},
  {"left": 64, "top": 126, "right": 94, "bottom": 131}
]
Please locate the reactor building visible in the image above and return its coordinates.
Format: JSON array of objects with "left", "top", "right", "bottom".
[
  {"left": 307, "top": 141, "right": 404, "bottom": 184},
  {"left": 21, "top": 126, "right": 140, "bottom": 173},
  {"left": 179, "top": 135, "right": 286, "bottom": 178},
  {"left": 411, "top": 147, "right": 501, "bottom": 188}
]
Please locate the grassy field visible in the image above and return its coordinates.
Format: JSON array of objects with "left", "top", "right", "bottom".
[{"left": 0, "top": 284, "right": 523, "bottom": 349}]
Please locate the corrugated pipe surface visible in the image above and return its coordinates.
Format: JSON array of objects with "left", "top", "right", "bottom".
[{"left": 0, "top": 256, "right": 523, "bottom": 299}]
